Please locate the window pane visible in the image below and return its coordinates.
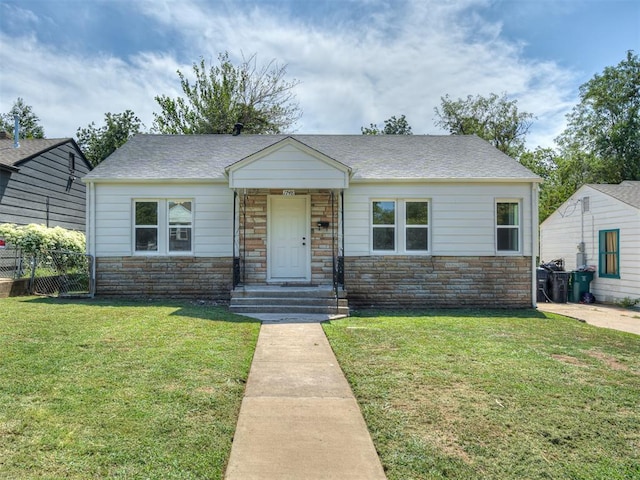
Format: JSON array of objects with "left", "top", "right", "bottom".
[
  {"left": 406, "top": 227, "right": 428, "bottom": 250},
  {"left": 601, "top": 230, "right": 619, "bottom": 275},
  {"left": 406, "top": 202, "right": 428, "bottom": 225},
  {"left": 373, "top": 201, "right": 395, "bottom": 225},
  {"left": 497, "top": 203, "right": 519, "bottom": 226},
  {"left": 169, "top": 228, "right": 192, "bottom": 251},
  {"left": 136, "top": 202, "right": 158, "bottom": 225},
  {"left": 497, "top": 227, "right": 518, "bottom": 251},
  {"left": 136, "top": 228, "right": 157, "bottom": 251},
  {"left": 373, "top": 227, "right": 395, "bottom": 250},
  {"left": 169, "top": 201, "right": 192, "bottom": 225}
]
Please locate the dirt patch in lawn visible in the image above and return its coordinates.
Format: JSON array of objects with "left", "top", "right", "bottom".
[
  {"left": 551, "top": 354, "right": 589, "bottom": 367},
  {"left": 586, "top": 350, "right": 629, "bottom": 372}
]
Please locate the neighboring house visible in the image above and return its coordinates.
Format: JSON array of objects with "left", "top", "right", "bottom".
[
  {"left": 83, "top": 134, "right": 541, "bottom": 308},
  {"left": 0, "top": 134, "right": 92, "bottom": 231},
  {"left": 540, "top": 181, "right": 640, "bottom": 304}
]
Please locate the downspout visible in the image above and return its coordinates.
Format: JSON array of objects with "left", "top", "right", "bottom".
[{"left": 531, "top": 182, "right": 539, "bottom": 308}]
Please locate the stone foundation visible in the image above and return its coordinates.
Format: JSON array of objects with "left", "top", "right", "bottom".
[
  {"left": 95, "top": 256, "right": 233, "bottom": 300},
  {"left": 345, "top": 256, "right": 532, "bottom": 308}
]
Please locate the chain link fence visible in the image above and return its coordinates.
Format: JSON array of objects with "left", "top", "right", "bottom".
[{"left": 0, "top": 245, "right": 94, "bottom": 297}]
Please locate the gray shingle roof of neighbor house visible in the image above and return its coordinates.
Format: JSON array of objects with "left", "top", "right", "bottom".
[
  {"left": 83, "top": 134, "right": 542, "bottom": 182},
  {"left": 587, "top": 181, "right": 640, "bottom": 209},
  {"left": 0, "top": 138, "right": 75, "bottom": 168}
]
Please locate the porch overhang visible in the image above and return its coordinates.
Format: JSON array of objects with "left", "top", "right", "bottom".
[{"left": 225, "top": 136, "right": 351, "bottom": 189}]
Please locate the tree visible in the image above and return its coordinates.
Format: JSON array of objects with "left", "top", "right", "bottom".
[
  {"left": 153, "top": 52, "right": 301, "bottom": 135},
  {"left": 556, "top": 50, "right": 640, "bottom": 184},
  {"left": 434, "top": 93, "right": 534, "bottom": 157},
  {"left": 361, "top": 114, "right": 413, "bottom": 135},
  {"left": 0, "top": 97, "right": 45, "bottom": 139},
  {"left": 76, "top": 110, "right": 143, "bottom": 166}
]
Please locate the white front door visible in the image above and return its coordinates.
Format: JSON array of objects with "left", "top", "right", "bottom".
[{"left": 269, "top": 195, "right": 310, "bottom": 281}]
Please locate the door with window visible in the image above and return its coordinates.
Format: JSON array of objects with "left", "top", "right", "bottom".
[{"left": 269, "top": 195, "right": 310, "bottom": 281}]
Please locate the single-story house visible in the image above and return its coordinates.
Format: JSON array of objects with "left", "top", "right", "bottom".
[
  {"left": 0, "top": 133, "right": 92, "bottom": 231},
  {"left": 540, "top": 181, "right": 640, "bottom": 304},
  {"left": 82, "top": 134, "right": 541, "bottom": 309}
]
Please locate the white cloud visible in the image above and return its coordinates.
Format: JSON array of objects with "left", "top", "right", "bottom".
[{"left": 0, "top": 0, "right": 578, "bottom": 148}]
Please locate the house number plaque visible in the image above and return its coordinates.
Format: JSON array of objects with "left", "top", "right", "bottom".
[{"left": 282, "top": 190, "right": 296, "bottom": 196}]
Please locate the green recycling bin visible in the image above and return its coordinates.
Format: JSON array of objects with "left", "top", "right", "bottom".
[{"left": 570, "top": 271, "right": 594, "bottom": 303}]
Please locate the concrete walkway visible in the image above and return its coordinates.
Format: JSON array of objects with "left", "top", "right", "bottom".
[
  {"left": 537, "top": 302, "right": 640, "bottom": 335},
  {"left": 224, "top": 322, "right": 387, "bottom": 480}
]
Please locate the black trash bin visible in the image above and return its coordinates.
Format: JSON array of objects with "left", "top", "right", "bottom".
[
  {"left": 549, "top": 271, "right": 570, "bottom": 303},
  {"left": 536, "top": 267, "right": 550, "bottom": 302}
]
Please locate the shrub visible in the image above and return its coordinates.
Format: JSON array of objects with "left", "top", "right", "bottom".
[{"left": 0, "top": 224, "right": 86, "bottom": 255}]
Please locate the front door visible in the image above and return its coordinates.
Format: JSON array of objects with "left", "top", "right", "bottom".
[{"left": 268, "top": 195, "right": 310, "bottom": 281}]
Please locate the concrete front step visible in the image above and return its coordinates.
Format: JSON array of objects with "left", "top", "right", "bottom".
[
  {"left": 230, "top": 285, "right": 349, "bottom": 316},
  {"left": 231, "top": 305, "right": 350, "bottom": 315},
  {"left": 231, "top": 297, "right": 348, "bottom": 307}
]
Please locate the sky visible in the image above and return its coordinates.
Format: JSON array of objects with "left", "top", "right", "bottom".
[{"left": 0, "top": 0, "right": 638, "bottom": 149}]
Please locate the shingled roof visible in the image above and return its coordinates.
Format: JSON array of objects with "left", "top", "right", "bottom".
[{"left": 83, "top": 134, "right": 541, "bottom": 182}]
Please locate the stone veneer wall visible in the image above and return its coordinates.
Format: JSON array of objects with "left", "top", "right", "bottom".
[
  {"left": 345, "top": 255, "right": 532, "bottom": 308},
  {"left": 96, "top": 256, "right": 233, "bottom": 299}
]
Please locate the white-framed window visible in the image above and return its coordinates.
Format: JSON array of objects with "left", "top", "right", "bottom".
[
  {"left": 371, "top": 199, "right": 430, "bottom": 254},
  {"left": 134, "top": 199, "right": 193, "bottom": 254},
  {"left": 496, "top": 200, "right": 520, "bottom": 253}
]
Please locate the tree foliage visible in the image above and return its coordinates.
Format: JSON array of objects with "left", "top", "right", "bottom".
[
  {"left": 153, "top": 52, "right": 301, "bottom": 135},
  {"left": 361, "top": 114, "right": 413, "bottom": 135},
  {"left": 0, "top": 97, "right": 45, "bottom": 139},
  {"left": 556, "top": 50, "right": 639, "bottom": 184},
  {"left": 434, "top": 93, "right": 533, "bottom": 157},
  {"left": 76, "top": 110, "right": 143, "bottom": 167}
]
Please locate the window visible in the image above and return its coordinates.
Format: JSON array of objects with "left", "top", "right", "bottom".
[
  {"left": 68, "top": 152, "right": 75, "bottom": 172},
  {"left": 168, "top": 201, "right": 192, "bottom": 252},
  {"left": 134, "top": 199, "right": 193, "bottom": 254},
  {"left": 405, "top": 201, "right": 429, "bottom": 251},
  {"left": 371, "top": 199, "right": 430, "bottom": 253},
  {"left": 496, "top": 201, "right": 520, "bottom": 252},
  {"left": 135, "top": 201, "right": 158, "bottom": 251},
  {"left": 372, "top": 201, "right": 396, "bottom": 251},
  {"left": 599, "top": 229, "right": 619, "bottom": 278}
]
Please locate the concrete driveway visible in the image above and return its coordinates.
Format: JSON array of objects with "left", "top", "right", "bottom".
[{"left": 537, "top": 302, "right": 640, "bottom": 335}]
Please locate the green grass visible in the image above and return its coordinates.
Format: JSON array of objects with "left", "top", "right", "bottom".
[
  {"left": 0, "top": 297, "right": 260, "bottom": 480},
  {"left": 324, "top": 309, "right": 640, "bottom": 480}
]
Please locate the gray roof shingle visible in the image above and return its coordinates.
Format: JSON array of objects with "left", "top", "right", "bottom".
[{"left": 83, "top": 134, "right": 541, "bottom": 182}]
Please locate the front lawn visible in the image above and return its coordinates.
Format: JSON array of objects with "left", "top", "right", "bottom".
[
  {"left": 0, "top": 297, "right": 260, "bottom": 479},
  {"left": 324, "top": 310, "right": 640, "bottom": 480}
]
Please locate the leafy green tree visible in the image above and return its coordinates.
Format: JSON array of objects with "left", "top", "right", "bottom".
[
  {"left": 556, "top": 50, "right": 640, "bottom": 184},
  {"left": 0, "top": 97, "right": 45, "bottom": 139},
  {"left": 153, "top": 52, "right": 301, "bottom": 134},
  {"left": 76, "top": 110, "right": 143, "bottom": 166},
  {"left": 361, "top": 114, "right": 413, "bottom": 135},
  {"left": 434, "top": 93, "right": 534, "bottom": 157}
]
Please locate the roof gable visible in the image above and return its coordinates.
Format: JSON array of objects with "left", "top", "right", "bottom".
[
  {"left": 587, "top": 181, "right": 640, "bottom": 210},
  {"left": 226, "top": 137, "right": 351, "bottom": 189},
  {"left": 0, "top": 138, "right": 91, "bottom": 171}
]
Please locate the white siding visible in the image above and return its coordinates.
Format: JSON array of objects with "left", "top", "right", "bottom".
[
  {"left": 229, "top": 144, "right": 349, "bottom": 189},
  {"left": 93, "top": 182, "right": 233, "bottom": 257},
  {"left": 540, "top": 185, "right": 640, "bottom": 303},
  {"left": 344, "top": 182, "right": 536, "bottom": 257}
]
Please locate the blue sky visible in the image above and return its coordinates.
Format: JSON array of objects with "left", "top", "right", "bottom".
[{"left": 0, "top": 0, "right": 638, "bottom": 149}]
